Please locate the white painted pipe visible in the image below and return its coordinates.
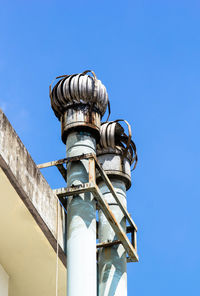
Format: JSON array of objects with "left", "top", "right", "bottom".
[
  {"left": 98, "top": 179, "right": 127, "bottom": 296},
  {"left": 66, "top": 131, "right": 97, "bottom": 296}
]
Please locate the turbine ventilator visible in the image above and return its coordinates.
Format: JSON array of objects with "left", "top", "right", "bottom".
[{"left": 49, "top": 70, "right": 110, "bottom": 143}]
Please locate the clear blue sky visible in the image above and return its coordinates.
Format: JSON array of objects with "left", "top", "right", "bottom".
[{"left": 0, "top": 0, "right": 200, "bottom": 295}]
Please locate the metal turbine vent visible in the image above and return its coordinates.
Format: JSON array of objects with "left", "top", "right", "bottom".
[
  {"left": 98, "top": 120, "right": 138, "bottom": 170},
  {"left": 49, "top": 70, "right": 109, "bottom": 120}
]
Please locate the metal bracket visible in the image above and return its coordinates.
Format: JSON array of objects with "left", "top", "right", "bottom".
[{"left": 37, "top": 153, "right": 138, "bottom": 263}]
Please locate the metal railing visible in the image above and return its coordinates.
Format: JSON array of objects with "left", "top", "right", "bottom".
[{"left": 38, "top": 153, "right": 138, "bottom": 262}]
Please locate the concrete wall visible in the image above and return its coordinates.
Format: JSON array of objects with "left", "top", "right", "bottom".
[
  {"left": 0, "top": 264, "right": 9, "bottom": 296},
  {"left": 0, "top": 109, "right": 66, "bottom": 266}
]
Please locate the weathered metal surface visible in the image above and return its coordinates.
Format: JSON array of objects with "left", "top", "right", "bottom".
[
  {"left": 41, "top": 152, "right": 137, "bottom": 233},
  {"left": 96, "top": 152, "right": 132, "bottom": 190},
  {"left": 66, "top": 132, "right": 97, "bottom": 296},
  {"left": 37, "top": 151, "right": 138, "bottom": 262},
  {"left": 96, "top": 240, "right": 121, "bottom": 248},
  {"left": 98, "top": 120, "right": 138, "bottom": 169},
  {"left": 88, "top": 158, "right": 96, "bottom": 184},
  {"left": 61, "top": 106, "right": 101, "bottom": 142},
  {"left": 50, "top": 70, "right": 109, "bottom": 119},
  {"left": 97, "top": 121, "right": 136, "bottom": 190},
  {"left": 37, "top": 158, "right": 67, "bottom": 169},
  {"left": 38, "top": 153, "right": 137, "bottom": 232},
  {"left": 133, "top": 227, "right": 137, "bottom": 253},
  {"left": 97, "top": 121, "right": 138, "bottom": 295},
  {"left": 94, "top": 155, "right": 137, "bottom": 232},
  {"left": 100, "top": 122, "right": 120, "bottom": 149},
  {"left": 37, "top": 153, "right": 95, "bottom": 169},
  {"left": 98, "top": 179, "right": 127, "bottom": 295},
  {"left": 53, "top": 179, "right": 138, "bottom": 262},
  {"left": 53, "top": 182, "right": 95, "bottom": 198},
  {"left": 92, "top": 184, "right": 138, "bottom": 262},
  {"left": 56, "top": 164, "right": 66, "bottom": 181}
]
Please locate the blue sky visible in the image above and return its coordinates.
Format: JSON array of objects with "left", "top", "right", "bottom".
[{"left": 0, "top": 0, "right": 200, "bottom": 295}]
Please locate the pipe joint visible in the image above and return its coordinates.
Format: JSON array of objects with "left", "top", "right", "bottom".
[{"left": 61, "top": 105, "right": 101, "bottom": 143}]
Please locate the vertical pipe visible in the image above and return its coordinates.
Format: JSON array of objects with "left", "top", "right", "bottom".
[
  {"left": 66, "top": 131, "right": 97, "bottom": 296},
  {"left": 98, "top": 179, "right": 127, "bottom": 296}
]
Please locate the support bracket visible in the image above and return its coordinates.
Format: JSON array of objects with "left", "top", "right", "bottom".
[{"left": 38, "top": 153, "right": 139, "bottom": 263}]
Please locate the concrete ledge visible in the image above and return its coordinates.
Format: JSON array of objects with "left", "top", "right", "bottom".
[{"left": 0, "top": 109, "right": 66, "bottom": 267}]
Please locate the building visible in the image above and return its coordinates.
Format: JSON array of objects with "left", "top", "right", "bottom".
[{"left": 0, "top": 109, "right": 66, "bottom": 296}]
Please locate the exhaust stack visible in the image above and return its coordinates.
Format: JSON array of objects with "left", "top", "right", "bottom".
[
  {"left": 97, "top": 121, "right": 137, "bottom": 296},
  {"left": 45, "top": 70, "right": 139, "bottom": 296},
  {"left": 50, "top": 70, "right": 109, "bottom": 296}
]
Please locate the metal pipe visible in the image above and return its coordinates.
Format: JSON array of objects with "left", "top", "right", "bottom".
[
  {"left": 97, "top": 120, "right": 137, "bottom": 296},
  {"left": 66, "top": 131, "right": 97, "bottom": 296},
  {"left": 49, "top": 70, "right": 109, "bottom": 296},
  {"left": 98, "top": 179, "right": 127, "bottom": 296}
]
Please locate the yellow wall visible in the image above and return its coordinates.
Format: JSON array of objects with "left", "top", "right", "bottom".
[
  {"left": 0, "top": 168, "right": 66, "bottom": 296},
  {"left": 0, "top": 264, "right": 9, "bottom": 296}
]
